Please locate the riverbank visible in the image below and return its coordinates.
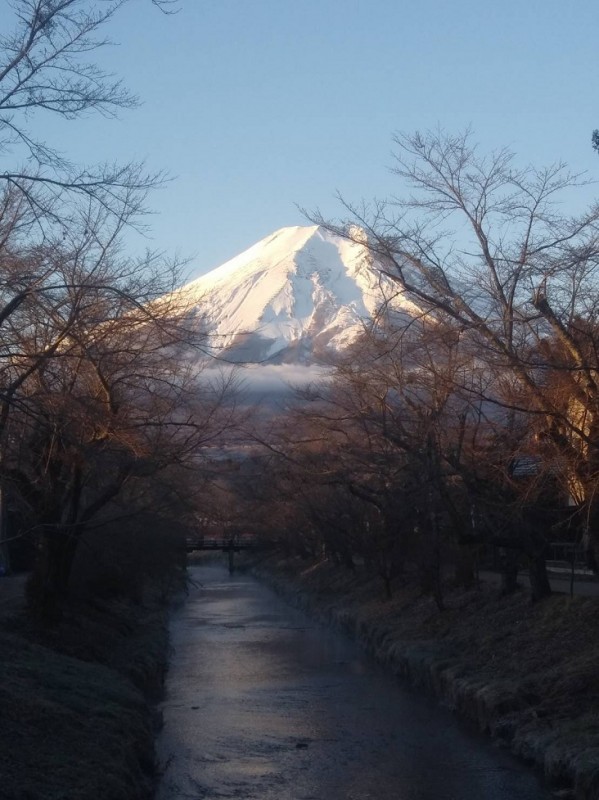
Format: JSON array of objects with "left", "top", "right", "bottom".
[
  {"left": 249, "top": 555, "right": 599, "bottom": 800},
  {"left": 0, "top": 591, "right": 171, "bottom": 800}
]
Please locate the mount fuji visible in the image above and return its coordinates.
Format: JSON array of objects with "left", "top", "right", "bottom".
[{"left": 179, "top": 225, "right": 414, "bottom": 367}]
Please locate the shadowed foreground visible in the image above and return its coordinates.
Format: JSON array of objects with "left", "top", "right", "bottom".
[{"left": 0, "top": 597, "right": 168, "bottom": 800}]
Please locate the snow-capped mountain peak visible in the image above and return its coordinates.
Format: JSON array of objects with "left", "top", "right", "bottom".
[{"left": 180, "top": 225, "right": 411, "bottom": 364}]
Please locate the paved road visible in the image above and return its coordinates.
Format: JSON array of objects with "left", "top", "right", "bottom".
[{"left": 479, "top": 569, "right": 599, "bottom": 597}]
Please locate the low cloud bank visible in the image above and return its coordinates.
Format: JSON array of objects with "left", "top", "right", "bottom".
[{"left": 198, "top": 362, "right": 332, "bottom": 406}]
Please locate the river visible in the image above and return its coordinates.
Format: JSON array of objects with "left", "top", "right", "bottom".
[{"left": 156, "top": 563, "right": 551, "bottom": 800}]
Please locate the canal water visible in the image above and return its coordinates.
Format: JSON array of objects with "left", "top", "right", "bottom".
[{"left": 156, "top": 564, "right": 551, "bottom": 800}]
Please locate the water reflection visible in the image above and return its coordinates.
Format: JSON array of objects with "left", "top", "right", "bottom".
[{"left": 157, "top": 565, "right": 551, "bottom": 800}]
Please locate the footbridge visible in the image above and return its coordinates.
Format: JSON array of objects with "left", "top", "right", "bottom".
[{"left": 185, "top": 535, "right": 257, "bottom": 553}]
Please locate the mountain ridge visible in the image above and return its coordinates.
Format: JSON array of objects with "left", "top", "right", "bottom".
[{"left": 179, "top": 224, "right": 415, "bottom": 366}]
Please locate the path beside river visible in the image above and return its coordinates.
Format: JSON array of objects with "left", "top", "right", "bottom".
[{"left": 156, "top": 564, "right": 551, "bottom": 800}]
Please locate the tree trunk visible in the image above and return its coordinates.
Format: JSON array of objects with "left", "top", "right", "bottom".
[
  {"left": 454, "top": 546, "right": 475, "bottom": 589},
  {"left": 582, "top": 494, "right": 599, "bottom": 573},
  {"left": 381, "top": 572, "right": 393, "bottom": 600},
  {"left": 29, "top": 527, "right": 79, "bottom": 622},
  {"left": 500, "top": 548, "right": 519, "bottom": 595},
  {"left": 528, "top": 552, "right": 552, "bottom": 602},
  {"left": 522, "top": 511, "right": 552, "bottom": 602}
]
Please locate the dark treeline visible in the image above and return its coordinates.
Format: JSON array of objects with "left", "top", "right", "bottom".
[
  {"left": 0, "top": 0, "right": 239, "bottom": 619},
  {"left": 4, "top": 4, "right": 599, "bottom": 621},
  {"left": 251, "top": 131, "right": 599, "bottom": 606}
]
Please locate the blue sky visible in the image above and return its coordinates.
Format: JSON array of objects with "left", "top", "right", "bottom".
[{"left": 4, "top": 0, "right": 599, "bottom": 279}]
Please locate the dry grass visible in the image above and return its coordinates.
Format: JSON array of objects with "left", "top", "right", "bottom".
[
  {"left": 255, "top": 556, "right": 599, "bottom": 797},
  {"left": 0, "top": 598, "right": 169, "bottom": 800}
]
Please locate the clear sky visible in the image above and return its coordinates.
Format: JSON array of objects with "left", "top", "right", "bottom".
[{"left": 3, "top": 0, "right": 599, "bottom": 280}]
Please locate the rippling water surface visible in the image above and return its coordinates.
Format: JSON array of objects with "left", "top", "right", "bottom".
[{"left": 156, "top": 564, "right": 551, "bottom": 800}]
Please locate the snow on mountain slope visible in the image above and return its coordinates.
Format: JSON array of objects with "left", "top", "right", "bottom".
[{"left": 180, "top": 225, "right": 415, "bottom": 364}]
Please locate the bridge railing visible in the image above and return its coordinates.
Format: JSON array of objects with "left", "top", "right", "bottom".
[{"left": 185, "top": 535, "right": 257, "bottom": 552}]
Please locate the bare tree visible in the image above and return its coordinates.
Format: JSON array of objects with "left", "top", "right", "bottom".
[
  {"left": 0, "top": 2, "right": 246, "bottom": 615},
  {"left": 314, "top": 129, "right": 599, "bottom": 574},
  {"left": 0, "top": 0, "right": 180, "bottom": 235},
  {"left": 3, "top": 235, "right": 238, "bottom": 616}
]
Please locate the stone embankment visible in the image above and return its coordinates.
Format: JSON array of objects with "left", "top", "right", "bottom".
[{"left": 249, "top": 556, "right": 599, "bottom": 800}]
